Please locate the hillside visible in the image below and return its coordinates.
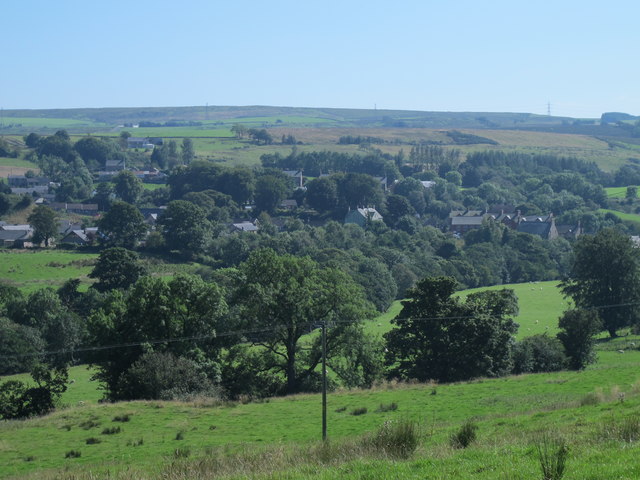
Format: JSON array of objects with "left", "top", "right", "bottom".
[{"left": 0, "top": 106, "right": 577, "bottom": 131}]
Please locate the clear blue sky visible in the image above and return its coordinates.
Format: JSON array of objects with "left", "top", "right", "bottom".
[{"left": 3, "top": 0, "right": 639, "bottom": 118}]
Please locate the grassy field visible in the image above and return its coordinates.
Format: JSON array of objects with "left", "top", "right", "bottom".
[
  {"left": 599, "top": 208, "right": 640, "bottom": 224},
  {"left": 1, "top": 117, "right": 107, "bottom": 130},
  {"left": 2, "top": 347, "right": 640, "bottom": 478},
  {"left": 0, "top": 250, "right": 97, "bottom": 292},
  {"left": 605, "top": 186, "right": 637, "bottom": 199}
]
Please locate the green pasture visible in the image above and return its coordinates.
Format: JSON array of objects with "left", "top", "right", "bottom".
[
  {"left": 0, "top": 250, "right": 97, "bottom": 292},
  {"left": 1, "top": 117, "right": 107, "bottom": 129},
  {"left": 599, "top": 208, "right": 640, "bottom": 224},
  {"left": 605, "top": 186, "right": 637, "bottom": 198},
  {"left": 2, "top": 346, "right": 640, "bottom": 478},
  {"left": 0, "top": 157, "right": 37, "bottom": 169},
  {"left": 141, "top": 183, "right": 166, "bottom": 191},
  {"left": 98, "top": 127, "right": 234, "bottom": 138}
]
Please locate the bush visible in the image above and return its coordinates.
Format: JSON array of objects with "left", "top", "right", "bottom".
[
  {"left": 101, "top": 427, "right": 121, "bottom": 435},
  {"left": 65, "top": 450, "right": 81, "bottom": 459},
  {"left": 450, "top": 420, "right": 478, "bottom": 449},
  {"left": 113, "top": 414, "right": 131, "bottom": 422},
  {"left": 557, "top": 309, "right": 601, "bottom": 370},
  {"left": 119, "top": 352, "right": 217, "bottom": 401},
  {"left": 351, "top": 407, "right": 368, "bottom": 416},
  {"left": 376, "top": 402, "right": 398, "bottom": 412},
  {"left": 512, "top": 335, "right": 567, "bottom": 374},
  {"left": 365, "top": 419, "right": 419, "bottom": 459},
  {"left": 85, "top": 437, "right": 101, "bottom": 445},
  {"left": 0, "top": 365, "right": 67, "bottom": 420}
]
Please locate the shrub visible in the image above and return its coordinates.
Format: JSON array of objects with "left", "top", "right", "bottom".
[
  {"left": 79, "top": 419, "right": 100, "bottom": 430},
  {"left": 557, "top": 309, "right": 602, "bottom": 370},
  {"left": 534, "top": 435, "right": 568, "bottom": 480},
  {"left": 65, "top": 450, "right": 81, "bottom": 459},
  {"left": 101, "top": 427, "right": 121, "bottom": 435},
  {"left": 365, "top": 419, "right": 419, "bottom": 459},
  {"left": 85, "top": 437, "right": 101, "bottom": 445},
  {"left": 175, "top": 431, "right": 185, "bottom": 440},
  {"left": 512, "top": 335, "right": 567, "bottom": 374},
  {"left": 119, "top": 352, "right": 216, "bottom": 401},
  {"left": 112, "top": 414, "right": 131, "bottom": 422},
  {"left": 376, "top": 402, "right": 398, "bottom": 412},
  {"left": 335, "top": 406, "right": 347, "bottom": 413},
  {"left": 351, "top": 407, "right": 368, "bottom": 416},
  {"left": 450, "top": 420, "right": 478, "bottom": 449}
]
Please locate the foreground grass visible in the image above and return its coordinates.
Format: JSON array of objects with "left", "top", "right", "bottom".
[{"left": 3, "top": 347, "right": 640, "bottom": 479}]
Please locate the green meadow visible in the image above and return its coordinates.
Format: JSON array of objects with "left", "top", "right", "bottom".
[
  {"left": 2, "top": 347, "right": 640, "bottom": 479},
  {"left": 0, "top": 250, "right": 97, "bottom": 292},
  {"left": 599, "top": 208, "right": 640, "bottom": 224},
  {"left": 605, "top": 186, "right": 637, "bottom": 198},
  {"left": 1, "top": 117, "right": 107, "bottom": 130}
]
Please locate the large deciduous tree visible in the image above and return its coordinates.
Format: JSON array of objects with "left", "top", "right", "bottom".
[
  {"left": 233, "top": 249, "right": 375, "bottom": 394},
  {"left": 97, "top": 201, "right": 147, "bottom": 249},
  {"left": 28, "top": 205, "right": 58, "bottom": 247},
  {"left": 89, "top": 247, "right": 147, "bottom": 292},
  {"left": 87, "top": 274, "right": 228, "bottom": 400},
  {"left": 157, "top": 200, "right": 212, "bottom": 257},
  {"left": 254, "top": 175, "right": 289, "bottom": 214},
  {"left": 385, "top": 276, "right": 518, "bottom": 382},
  {"left": 560, "top": 228, "right": 640, "bottom": 337},
  {"left": 113, "top": 170, "right": 143, "bottom": 204}
]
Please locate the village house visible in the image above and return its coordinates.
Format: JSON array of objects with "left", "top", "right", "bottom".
[{"left": 344, "top": 207, "right": 383, "bottom": 228}]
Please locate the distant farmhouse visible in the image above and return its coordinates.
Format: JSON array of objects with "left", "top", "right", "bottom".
[
  {"left": 127, "top": 137, "right": 155, "bottom": 150},
  {"left": 345, "top": 207, "right": 383, "bottom": 228}
]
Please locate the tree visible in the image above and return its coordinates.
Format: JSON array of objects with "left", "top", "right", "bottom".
[
  {"left": 0, "top": 318, "right": 45, "bottom": 375},
  {"left": 157, "top": 200, "right": 212, "bottom": 257},
  {"left": 254, "top": 175, "right": 289, "bottom": 214},
  {"left": 181, "top": 138, "right": 195, "bottom": 165},
  {"left": 385, "top": 276, "right": 518, "bottom": 382},
  {"left": 89, "top": 247, "right": 147, "bottom": 292},
  {"left": 98, "top": 201, "right": 147, "bottom": 249},
  {"left": 305, "top": 177, "right": 338, "bottom": 213},
  {"left": 6, "top": 289, "right": 83, "bottom": 366},
  {"left": 0, "top": 364, "right": 68, "bottom": 420},
  {"left": 113, "top": 170, "right": 143, "bottom": 204},
  {"left": 557, "top": 309, "right": 602, "bottom": 370},
  {"left": 337, "top": 172, "right": 385, "bottom": 209},
  {"left": 231, "top": 124, "right": 248, "bottom": 139},
  {"left": 248, "top": 128, "right": 273, "bottom": 145},
  {"left": 28, "top": 205, "right": 58, "bottom": 247},
  {"left": 234, "top": 249, "right": 374, "bottom": 394},
  {"left": 87, "top": 275, "right": 227, "bottom": 400},
  {"left": 560, "top": 228, "right": 640, "bottom": 337},
  {"left": 23, "top": 132, "right": 42, "bottom": 148},
  {"left": 74, "top": 136, "right": 118, "bottom": 166}
]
